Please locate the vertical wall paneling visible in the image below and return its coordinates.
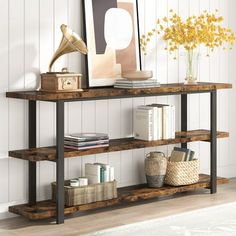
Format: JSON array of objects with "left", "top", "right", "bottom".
[
  {"left": 25, "top": 0, "right": 40, "bottom": 201},
  {"left": 81, "top": 101, "right": 96, "bottom": 175},
  {"left": 166, "top": 0, "right": 179, "bottom": 154},
  {"left": 199, "top": 0, "right": 211, "bottom": 173},
  {"left": 108, "top": 99, "right": 121, "bottom": 186},
  {"left": 228, "top": 0, "right": 236, "bottom": 168},
  {"left": 143, "top": 0, "right": 159, "bottom": 156},
  {"left": 120, "top": 98, "right": 133, "bottom": 185},
  {"left": 132, "top": 98, "right": 145, "bottom": 185},
  {"left": 218, "top": 0, "right": 229, "bottom": 168},
  {"left": 54, "top": 0, "right": 69, "bottom": 180},
  {"left": 67, "top": 100, "right": 82, "bottom": 179},
  {"left": 38, "top": 0, "right": 55, "bottom": 201},
  {"left": 95, "top": 100, "right": 109, "bottom": 165},
  {"left": 0, "top": 0, "right": 9, "bottom": 203},
  {"left": 67, "top": 0, "right": 83, "bottom": 179},
  {"left": 187, "top": 0, "right": 200, "bottom": 160},
  {"left": 8, "top": 0, "right": 27, "bottom": 202},
  {"left": 143, "top": 0, "right": 157, "bottom": 77},
  {"left": 156, "top": 0, "right": 169, "bottom": 156},
  {"left": 178, "top": 0, "right": 189, "bottom": 84}
]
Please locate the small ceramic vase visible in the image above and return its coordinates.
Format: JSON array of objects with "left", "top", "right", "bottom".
[{"left": 145, "top": 151, "right": 167, "bottom": 188}]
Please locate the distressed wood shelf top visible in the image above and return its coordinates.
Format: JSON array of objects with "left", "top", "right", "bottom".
[
  {"left": 8, "top": 174, "right": 229, "bottom": 220},
  {"left": 9, "top": 130, "right": 229, "bottom": 162},
  {"left": 6, "top": 82, "right": 232, "bottom": 101}
]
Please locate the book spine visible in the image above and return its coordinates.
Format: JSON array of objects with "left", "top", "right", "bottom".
[
  {"left": 105, "top": 165, "right": 110, "bottom": 182},
  {"left": 162, "top": 106, "right": 167, "bottom": 139},
  {"left": 189, "top": 151, "right": 195, "bottom": 161},
  {"left": 168, "top": 105, "right": 172, "bottom": 139},
  {"left": 100, "top": 167, "right": 105, "bottom": 183},
  {"left": 149, "top": 111, "right": 153, "bottom": 141},
  {"left": 185, "top": 150, "right": 191, "bottom": 161},
  {"left": 171, "top": 106, "right": 176, "bottom": 139},
  {"left": 109, "top": 167, "right": 115, "bottom": 181},
  {"left": 152, "top": 107, "right": 158, "bottom": 141},
  {"left": 134, "top": 109, "right": 153, "bottom": 141},
  {"left": 158, "top": 107, "right": 163, "bottom": 140}
]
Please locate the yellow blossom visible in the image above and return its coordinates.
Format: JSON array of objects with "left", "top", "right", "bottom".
[{"left": 140, "top": 10, "right": 236, "bottom": 55}]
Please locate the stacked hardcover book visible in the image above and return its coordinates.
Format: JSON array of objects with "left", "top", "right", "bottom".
[
  {"left": 134, "top": 104, "right": 175, "bottom": 141},
  {"left": 64, "top": 133, "right": 109, "bottom": 150},
  {"left": 85, "top": 163, "right": 115, "bottom": 184},
  {"left": 170, "top": 147, "right": 195, "bottom": 162},
  {"left": 114, "top": 79, "right": 160, "bottom": 89}
]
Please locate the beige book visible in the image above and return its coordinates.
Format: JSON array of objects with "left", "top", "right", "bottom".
[{"left": 170, "top": 150, "right": 186, "bottom": 162}]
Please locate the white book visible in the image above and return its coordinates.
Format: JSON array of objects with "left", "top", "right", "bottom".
[
  {"left": 163, "top": 105, "right": 175, "bottom": 139},
  {"left": 139, "top": 106, "right": 157, "bottom": 140},
  {"left": 95, "top": 163, "right": 110, "bottom": 182},
  {"left": 149, "top": 104, "right": 163, "bottom": 140},
  {"left": 171, "top": 105, "right": 176, "bottom": 139},
  {"left": 161, "top": 105, "right": 171, "bottom": 140},
  {"left": 109, "top": 167, "right": 115, "bottom": 181},
  {"left": 85, "top": 163, "right": 100, "bottom": 184},
  {"left": 134, "top": 108, "right": 153, "bottom": 141},
  {"left": 167, "top": 105, "right": 172, "bottom": 139},
  {"left": 162, "top": 105, "right": 168, "bottom": 139},
  {"left": 157, "top": 107, "right": 163, "bottom": 140},
  {"left": 115, "top": 79, "right": 159, "bottom": 84},
  {"left": 104, "top": 165, "right": 110, "bottom": 182}
]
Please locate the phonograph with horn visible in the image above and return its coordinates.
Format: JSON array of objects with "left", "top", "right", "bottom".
[{"left": 40, "top": 24, "right": 88, "bottom": 92}]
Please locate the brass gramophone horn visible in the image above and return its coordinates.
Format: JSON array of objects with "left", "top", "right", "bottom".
[{"left": 48, "top": 24, "right": 88, "bottom": 72}]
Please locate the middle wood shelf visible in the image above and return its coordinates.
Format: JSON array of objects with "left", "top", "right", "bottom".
[{"left": 9, "top": 129, "right": 228, "bottom": 162}]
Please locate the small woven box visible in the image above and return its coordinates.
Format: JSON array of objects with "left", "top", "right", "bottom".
[
  {"left": 165, "top": 159, "right": 199, "bottom": 186},
  {"left": 52, "top": 180, "right": 117, "bottom": 206}
]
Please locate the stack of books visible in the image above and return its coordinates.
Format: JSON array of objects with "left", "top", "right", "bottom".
[
  {"left": 85, "top": 163, "right": 115, "bottom": 184},
  {"left": 134, "top": 104, "right": 175, "bottom": 141},
  {"left": 170, "top": 147, "right": 195, "bottom": 162},
  {"left": 114, "top": 79, "right": 160, "bottom": 89},
  {"left": 64, "top": 133, "right": 109, "bottom": 150}
]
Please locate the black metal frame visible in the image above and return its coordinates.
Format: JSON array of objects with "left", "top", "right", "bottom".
[
  {"left": 28, "top": 100, "right": 66, "bottom": 224},
  {"left": 210, "top": 91, "right": 217, "bottom": 194},
  {"left": 181, "top": 94, "right": 188, "bottom": 149},
  {"left": 56, "top": 101, "right": 65, "bottom": 224},
  {"left": 27, "top": 90, "right": 217, "bottom": 224},
  {"left": 28, "top": 101, "right": 37, "bottom": 205}
]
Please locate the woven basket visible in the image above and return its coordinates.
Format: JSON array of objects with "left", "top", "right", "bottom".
[
  {"left": 52, "top": 180, "right": 117, "bottom": 206},
  {"left": 165, "top": 159, "right": 199, "bottom": 186}
]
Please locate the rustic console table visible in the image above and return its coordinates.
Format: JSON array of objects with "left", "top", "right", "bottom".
[{"left": 6, "top": 82, "right": 232, "bottom": 224}]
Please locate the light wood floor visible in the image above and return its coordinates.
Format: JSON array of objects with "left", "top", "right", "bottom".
[{"left": 0, "top": 179, "right": 236, "bottom": 236}]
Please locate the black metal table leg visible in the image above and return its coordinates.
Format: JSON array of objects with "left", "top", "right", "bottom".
[
  {"left": 56, "top": 101, "right": 65, "bottom": 224},
  {"left": 181, "top": 94, "right": 188, "bottom": 149},
  {"left": 29, "top": 101, "right": 37, "bottom": 205},
  {"left": 210, "top": 91, "right": 217, "bottom": 194}
]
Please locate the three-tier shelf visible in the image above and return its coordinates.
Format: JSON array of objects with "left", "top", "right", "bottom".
[{"left": 6, "top": 82, "right": 232, "bottom": 224}]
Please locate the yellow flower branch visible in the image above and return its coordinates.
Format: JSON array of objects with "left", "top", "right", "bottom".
[{"left": 140, "top": 10, "right": 236, "bottom": 56}]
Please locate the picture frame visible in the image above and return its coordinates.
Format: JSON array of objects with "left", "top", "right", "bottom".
[{"left": 83, "top": 0, "right": 141, "bottom": 88}]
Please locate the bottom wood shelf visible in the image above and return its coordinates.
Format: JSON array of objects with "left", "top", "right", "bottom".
[{"left": 9, "top": 174, "right": 229, "bottom": 220}]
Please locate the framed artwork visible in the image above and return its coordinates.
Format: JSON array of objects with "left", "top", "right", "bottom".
[{"left": 83, "top": 0, "right": 141, "bottom": 88}]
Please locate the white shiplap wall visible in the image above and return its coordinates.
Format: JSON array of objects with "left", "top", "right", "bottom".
[{"left": 0, "top": 0, "right": 236, "bottom": 218}]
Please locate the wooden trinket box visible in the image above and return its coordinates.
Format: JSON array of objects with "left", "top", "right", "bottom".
[
  {"left": 52, "top": 180, "right": 117, "bottom": 206},
  {"left": 41, "top": 73, "right": 83, "bottom": 92}
]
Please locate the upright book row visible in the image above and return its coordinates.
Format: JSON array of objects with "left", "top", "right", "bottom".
[
  {"left": 134, "top": 104, "right": 176, "bottom": 141},
  {"left": 85, "top": 163, "right": 115, "bottom": 184}
]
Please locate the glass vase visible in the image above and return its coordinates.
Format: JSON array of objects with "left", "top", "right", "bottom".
[{"left": 184, "top": 49, "right": 200, "bottom": 84}]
